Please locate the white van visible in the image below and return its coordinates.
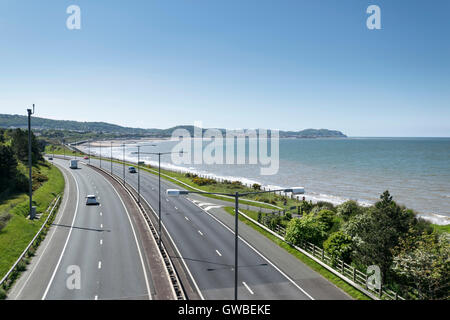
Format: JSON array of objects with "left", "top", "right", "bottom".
[{"left": 69, "top": 160, "right": 78, "bottom": 169}]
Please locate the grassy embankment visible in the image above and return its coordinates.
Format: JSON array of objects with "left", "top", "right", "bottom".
[
  {"left": 432, "top": 224, "right": 450, "bottom": 234},
  {"left": 0, "top": 162, "right": 64, "bottom": 298}
]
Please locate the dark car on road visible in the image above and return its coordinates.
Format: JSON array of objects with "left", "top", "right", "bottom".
[{"left": 128, "top": 166, "right": 137, "bottom": 173}]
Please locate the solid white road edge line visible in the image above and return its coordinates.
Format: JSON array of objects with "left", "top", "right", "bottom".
[{"left": 42, "top": 165, "right": 80, "bottom": 300}]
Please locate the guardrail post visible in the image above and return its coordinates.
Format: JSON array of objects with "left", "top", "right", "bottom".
[
  {"left": 341, "top": 260, "right": 345, "bottom": 274},
  {"left": 353, "top": 267, "right": 356, "bottom": 282},
  {"left": 321, "top": 249, "right": 324, "bottom": 261},
  {"left": 379, "top": 283, "right": 383, "bottom": 298},
  {"left": 312, "top": 244, "right": 316, "bottom": 257}
]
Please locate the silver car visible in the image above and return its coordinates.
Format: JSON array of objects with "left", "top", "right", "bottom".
[{"left": 86, "top": 195, "right": 98, "bottom": 205}]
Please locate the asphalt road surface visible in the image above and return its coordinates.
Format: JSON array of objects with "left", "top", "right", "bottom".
[
  {"left": 81, "top": 155, "right": 350, "bottom": 300},
  {"left": 9, "top": 158, "right": 152, "bottom": 300}
]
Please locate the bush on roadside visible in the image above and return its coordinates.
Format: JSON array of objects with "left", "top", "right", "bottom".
[
  {"left": 285, "top": 215, "right": 328, "bottom": 246},
  {"left": 0, "top": 211, "right": 12, "bottom": 232},
  {"left": 298, "top": 200, "right": 313, "bottom": 214},
  {"left": 32, "top": 170, "right": 48, "bottom": 191},
  {"left": 324, "top": 231, "right": 353, "bottom": 265},
  {"left": 252, "top": 183, "right": 261, "bottom": 190},
  {"left": 192, "top": 177, "right": 216, "bottom": 186},
  {"left": 0, "top": 288, "right": 6, "bottom": 300},
  {"left": 312, "top": 209, "right": 336, "bottom": 232}
]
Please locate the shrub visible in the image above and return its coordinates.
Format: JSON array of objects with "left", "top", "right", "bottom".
[
  {"left": 284, "top": 212, "right": 292, "bottom": 221},
  {"left": 316, "top": 201, "right": 336, "bottom": 211},
  {"left": 285, "top": 215, "right": 328, "bottom": 246},
  {"left": 324, "top": 231, "right": 353, "bottom": 264},
  {"left": 32, "top": 170, "right": 48, "bottom": 191},
  {"left": 337, "top": 200, "right": 362, "bottom": 221},
  {"left": 192, "top": 177, "right": 216, "bottom": 186},
  {"left": 230, "top": 180, "right": 243, "bottom": 188},
  {"left": 0, "top": 211, "right": 12, "bottom": 232},
  {"left": 313, "top": 209, "right": 336, "bottom": 232},
  {"left": 267, "top": 215, "right": 282, "bottom": 231},
  {"left": 298, "top": 200, "right": 313, "bottom": 214},
  {"left": 392, "top": 231, "right": 449, "bottom": 300},
  {"left": 0, "top": 288, "right": 6, "bottom": 300},
  {"left": 252, "top": 183, "right": 261, "bottom": 191},
  {"left": 16, "top": 260, "right": 27, "bottom": 272}
]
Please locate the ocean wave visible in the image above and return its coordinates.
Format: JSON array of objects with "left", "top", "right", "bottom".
[{"left": 416, "top": 213, "right": 450, "bottom": 225}]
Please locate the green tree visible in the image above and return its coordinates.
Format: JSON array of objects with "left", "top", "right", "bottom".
[
  {"left": 337, "top": 200, "right": 362, "bottom": 221},
  {"left": 285, "top": 215, "right": 328, "bottom": 246},
  {"left": 392, "top": 231, "right": 449, "bottom": 300},
  {"left": 324, "top": 231, "right": 353, "bottom": 264},
  {"left": 298, "top": 200, "right": 313, "bottom": 215},
  {"left": 313, "top": 209, "right": 336, "bottom": 232},
  {"left": 252, "top": 183, "right": 261, "bottom": 190},
  {"left": 9, "top": 129, "right": 43, "bottom": 164},
  {"left": 0, "top": 144, "right": 19, "bottom": 193},
  {"left": 343, "top": 190, "right": 417, "bottom": 278}
]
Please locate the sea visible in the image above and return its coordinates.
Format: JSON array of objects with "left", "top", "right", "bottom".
[{"left": 85, "top": 137, "right": 450, "bottom": 225}]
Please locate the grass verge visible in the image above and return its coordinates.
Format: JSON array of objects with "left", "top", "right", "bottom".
[
  {"left": 431, "top": 223, "right": 450, "bottom": 234},
  {"left": 0, "top": 162, "right": 64, "bottom": 292}
]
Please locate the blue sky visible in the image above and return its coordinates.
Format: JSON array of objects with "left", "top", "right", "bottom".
[{"left": 0, "top": 0, "right": 449, "bottom": 137}]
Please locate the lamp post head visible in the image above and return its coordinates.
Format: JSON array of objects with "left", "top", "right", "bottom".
[{"left": 167, "top": 189, "right": 189, "bottom": 196}]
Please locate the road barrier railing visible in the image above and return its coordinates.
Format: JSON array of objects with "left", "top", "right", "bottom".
[{"left": 0, "top": 194, "right": 61, "bottom": 294}]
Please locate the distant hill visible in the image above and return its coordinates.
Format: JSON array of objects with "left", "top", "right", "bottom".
[{"left": 0, "top": 114, "right": 347, "bottom": 139}]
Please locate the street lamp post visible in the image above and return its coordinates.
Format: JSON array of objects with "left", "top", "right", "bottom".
[
  {"left": 137, "top": 146, "right": 140, "bottom": 204},
  {"left": 122, "top": 144, "right": 126, "bottom": 185},
  {"left": 99, "top": 141, "right": 102, "bottom": 168},
  {"left": 167, "top": 186, "right": 305, "bottom": 300},
  {"left": 88, "top": 140, "right": 91, "bottom": 165},
  {"left": 110, "top": 141, "right": 113, "bottom": 174},
  {"left": 27, "top": 104, "right": 35, "bottom": 220}
]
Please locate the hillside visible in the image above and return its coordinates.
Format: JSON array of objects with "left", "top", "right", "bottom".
[{"left": 0, "top": 114, "right": 347, "bottom": 139}]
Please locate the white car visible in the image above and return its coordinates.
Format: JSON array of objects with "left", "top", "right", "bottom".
[{"left": 86, "top": 195, "right": 98, "bottom": 205}]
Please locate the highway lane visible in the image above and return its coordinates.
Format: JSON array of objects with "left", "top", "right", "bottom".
[
  {"left": 10, "top": 158, "right": 152, "bottom": 300},
  {"left": 83, "top": 156, "right": 319, "bottom": 300}
]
